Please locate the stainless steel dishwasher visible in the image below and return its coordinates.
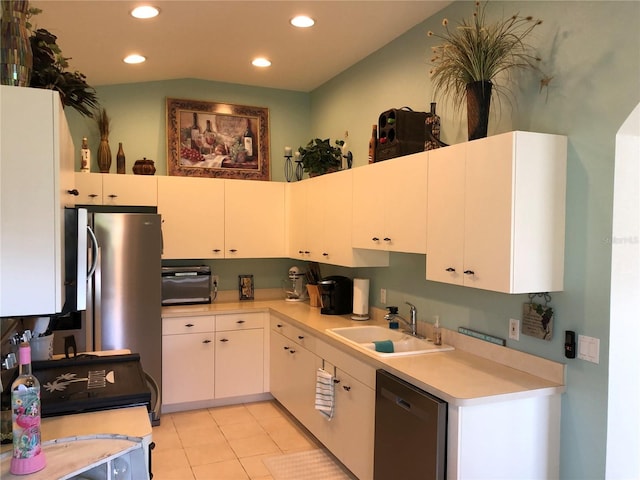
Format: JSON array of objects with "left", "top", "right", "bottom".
[{"left": 374, "top": 370, "right": 447, "bottom": 480}]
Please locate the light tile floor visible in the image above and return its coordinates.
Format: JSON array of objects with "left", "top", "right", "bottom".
[{"left": 152, "top": 401, "right": 336, "bottom": 480}]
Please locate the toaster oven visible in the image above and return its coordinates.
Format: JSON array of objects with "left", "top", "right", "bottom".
[{"left": 161, "top": 266, "right": 212, "bottom": 305}]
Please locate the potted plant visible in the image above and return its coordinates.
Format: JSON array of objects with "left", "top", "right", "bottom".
[
  {"left": 428, "top": 1, "right": 543, "bottom": 140},
  {"left": 298, "top": 138, "right": 345, "bottom": 177},
  {"left": 27, "top": 6, "right": 99, "bottom": 117}
]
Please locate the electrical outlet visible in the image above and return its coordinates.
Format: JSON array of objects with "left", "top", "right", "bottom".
[
  {"left": 380, "top": 288, "right": 387, "bottom": 304},
  {"left": 509, "top": 318, "right": 520, "bottom": 341}
]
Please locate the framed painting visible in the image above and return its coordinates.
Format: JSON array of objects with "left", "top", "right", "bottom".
[{"left": 166, "top": 97, "right": 270, "bottom": 180}]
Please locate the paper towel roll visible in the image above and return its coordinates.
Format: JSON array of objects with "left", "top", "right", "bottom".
[{"left": 352, "top": 278, "right": 370, "bottom": 320}]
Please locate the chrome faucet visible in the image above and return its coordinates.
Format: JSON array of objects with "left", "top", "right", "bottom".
[{"left": 384, "top": 302, "right": 423, "bottom": 338}]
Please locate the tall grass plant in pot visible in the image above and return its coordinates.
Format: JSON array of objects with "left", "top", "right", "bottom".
[{"left": 428, "top": 1, "right": 543, "bottom": 140}]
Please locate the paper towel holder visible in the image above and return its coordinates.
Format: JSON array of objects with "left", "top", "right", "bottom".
[{"left": 351, "top": 278, "right": 370, "bottom": 321}]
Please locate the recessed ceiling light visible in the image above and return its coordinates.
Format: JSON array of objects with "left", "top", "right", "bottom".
[
  {"left": 252, "top": 57, "right": 271, "bottom": 68},
  {"left": 131, "top": 5, "right": 159, "bottom": 19},
  {"left": 290, "top": 15, "right": 315, "bottom": 28},
  {"left": 124, "top": 54, "right": 146, "bottom": 64}
]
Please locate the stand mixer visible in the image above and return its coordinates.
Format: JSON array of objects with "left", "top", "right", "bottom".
[{"left": 283, "top": 266, "right": 308, "bottom": 302}]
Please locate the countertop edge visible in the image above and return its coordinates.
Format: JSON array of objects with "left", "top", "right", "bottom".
[{"left": 162, "top": 301, "right": 565, "bottom": 406}]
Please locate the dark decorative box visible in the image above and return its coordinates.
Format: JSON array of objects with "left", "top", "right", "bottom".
[{"left": 376, "top": 108, "right": 428, "bottom": 162}]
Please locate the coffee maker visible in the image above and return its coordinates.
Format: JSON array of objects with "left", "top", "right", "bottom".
[{"left": 318, "top": 276, "right": 353, "bottom": 315}]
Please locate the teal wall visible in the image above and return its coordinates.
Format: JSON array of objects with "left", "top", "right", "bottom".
[
  {"left": 66, "top": 78, "right": 311, "bottom": 181},
  {"left": 313, "top": 2, "right": 640, "bottom": 479},
  {"left": 63, "top": 2, "right": 640, "bottom": 478}
]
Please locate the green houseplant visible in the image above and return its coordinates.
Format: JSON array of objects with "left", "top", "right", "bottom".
[
  {"left": 428, "top": 1, "right": 543, "bottom": 140},
  {"left": 298, "top": 138, "right": 345, "bottom": 177},
  {"left": 27, "top": 6, "right": 99, "bottom": 117}
]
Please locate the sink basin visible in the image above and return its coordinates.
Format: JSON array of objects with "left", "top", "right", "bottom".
[{"left": 326, "top": 325, "right": 453, "bottom": 357}]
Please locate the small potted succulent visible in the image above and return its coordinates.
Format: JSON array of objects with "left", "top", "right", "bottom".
[{"left": 298, "top": 138, "right": 345, "bottom": 177}]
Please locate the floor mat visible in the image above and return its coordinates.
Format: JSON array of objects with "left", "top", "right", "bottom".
[{"left": 263, "top": 449, "right": 351, "bottom": 480}]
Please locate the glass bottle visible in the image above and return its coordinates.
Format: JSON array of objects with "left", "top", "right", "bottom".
[
  {"left": 80, "top": 137, "right": 91, "bottom": 172},
  {"left": 243, "top": 121, "right": 254, "bottom": 159},
  {"left": 368, "top": 125, "right": 377, "bottom": 164},
  {"left": 190, "top": 112, "right": 201, "bottom": 151},
  {"left": 116, "top": 142, "right": 126, "bottom": 174},
  {"left": 10, "top": 342, "right": 46, "bottom": 474},
  {"left": 203, "top": 120, "right": 216, "bottom": 155}
]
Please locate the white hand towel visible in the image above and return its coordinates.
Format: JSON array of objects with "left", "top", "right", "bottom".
[{"left": 315, "top": 368, "right": 335, "bottom": 420}]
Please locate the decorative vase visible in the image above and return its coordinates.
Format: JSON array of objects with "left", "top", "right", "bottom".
[
  {"left": 0, "top": 0, "right": 33, "bottom": 87},
  {"left": 424, "top": 102, "right": 446, "bottom": 150},
  {"left": 97, "top": 138, "right": 112, "bottom": 173},
  {"left": 466, "top": 80, "right": 492, "bottom": 141},
  {"left": 116, "top": 142, "right": 126, "bottom": 174}
]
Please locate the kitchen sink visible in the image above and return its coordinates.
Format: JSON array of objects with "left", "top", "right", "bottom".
[{"left": 325, "top": 325, "right": 453, "bottom": 357}]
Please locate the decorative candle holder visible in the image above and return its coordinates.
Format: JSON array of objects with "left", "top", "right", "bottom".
[
  {"left": 295, "top": 159, "right": 304, "bottom": 181},
  {"left": 284, "top": 155, "right": 293, "bottom": 182}
]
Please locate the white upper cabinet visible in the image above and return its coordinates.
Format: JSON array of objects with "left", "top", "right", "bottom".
[
  {"left": 0, "top": 86, "right": 75, "bottom": 316},
  {"left": 352, "top": 152, "right": 428, "bottom": 254},
  {"left": 157, "top": 176, "right": 225, "bottom": 259},
  {"left": 426, "top": 131, "right": 567, "bottom": 293},
  {"left": 299, "top": 170, "right": 389, "bottom": 267},
  {"left": 74, "top": 173, "right": 157, "bottom": 206},
  {"left": 224, "top": 179, "right": 285, "bottom": 258}
]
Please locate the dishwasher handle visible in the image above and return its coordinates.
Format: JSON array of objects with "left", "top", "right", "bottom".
[
  {"left": 396, "top": 396, "right": 412, "bottom": 411},
  {"left": 380, "top": 386, "right": 439, "bottom": 423}
]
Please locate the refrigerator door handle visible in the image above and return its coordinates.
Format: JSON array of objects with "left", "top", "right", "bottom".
[{"left": 87, "top": 225, "right": 99, "bottom": 279}]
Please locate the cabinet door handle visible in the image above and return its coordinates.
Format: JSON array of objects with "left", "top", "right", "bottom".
[
  {"left": 236, "top": 320, "right": 245, "bottom": 324},
  {"left": 445, "top": 267, "right": 456, "bottom": 272},
  {"left": 322, "top": 252, "right": 329, "bottom": 257},
  {"left": 213, "top": 249, "right": 221, "bottom": 253},
  {"left": 463, "top": 270, "right": 475, "bottom": 275},
  {"left": 203, "top": 339, "right": 212, "bottom": 344},
  {"left": 304, "top": 250, "right": 310, "bottom": 254},
  {"left": 343, "top": 385, "right": 351, "bottom": 391},
  {"left": 383, "top": 237, "right": 391, "bottom": 242},
  {"left": 288, "top": 349, "right": 296, "bottom": 354},
  {"left": 229, "top": 249, "right": 237, "bottom": 253},
  {"left": 219, "top": 338, "right": 229, "bottom": 343},
  {"left": 185, "top": 323, "right": 194, "bottom": 327},
  {"left": 372, "top": 237, "right": 379, "bottom": 242},
  {"left": 67, "top": 189, "right": 79, "bottom": 196},
  {"left": 108, "top": 194, "right": 118, "bottom": 198},
  {"left": 297, "top": 335, "right": 304, "bottom": 340},
  {"left": 333, "top": 378, "right": 340, "bottom": 384},
  {"left": 283, "top": 346, "right": 289, "bottom": 350},
  {"left": 298, "top": 250, "right": 304, "bottom": 254},
  {"left": 89, "top": 193, "right": 99, "bottom": 198},
  {"left": 276, "top": 324, "right": 283, "bottom": 328}
]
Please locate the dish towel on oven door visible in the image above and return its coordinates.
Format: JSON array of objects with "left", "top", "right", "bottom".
[{"left": 315, "top": 368, "right": 335, "bottom": 420}]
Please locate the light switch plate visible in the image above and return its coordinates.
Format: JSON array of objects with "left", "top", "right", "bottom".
[{"left": 577, "top": 335, "right": 600, "bottom": 364}]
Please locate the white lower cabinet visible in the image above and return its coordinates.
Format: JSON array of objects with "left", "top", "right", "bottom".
[
  {"left": 162, "top": 316, "right": 215, "bottom": 406},
  {"left": 269, "top": 327, "right": 322, "bottom": 433},
  {"left": 270, "top": 317, "right": 375, "bottom": 480},
  {"left": 215, "top": 312, "right": 265, "bottom": 398},
  {"left": 162, "top": 312, "right": 268, "bottom": 411}
]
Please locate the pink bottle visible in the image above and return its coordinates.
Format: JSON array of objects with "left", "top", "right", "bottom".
[{"left": 10, "top": 342, "right": 46, "bottom": 474}]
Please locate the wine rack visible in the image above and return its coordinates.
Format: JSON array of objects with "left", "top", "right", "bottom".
[{"left": 376, "top": 108, "right": 428, "bottom": 161}]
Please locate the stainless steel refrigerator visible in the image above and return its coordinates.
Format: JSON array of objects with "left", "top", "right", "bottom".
[{"left": 84, "top": 210, "right": 162, "bottom": 419}]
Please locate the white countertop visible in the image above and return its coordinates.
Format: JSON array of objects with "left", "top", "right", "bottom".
[{"left": 163, "top": 300, "right": 565, "bottom": 406}]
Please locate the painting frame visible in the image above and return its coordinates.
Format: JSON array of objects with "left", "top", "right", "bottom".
[{"left": 166, "top": 97, "right": 270, "bottom": 180}]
